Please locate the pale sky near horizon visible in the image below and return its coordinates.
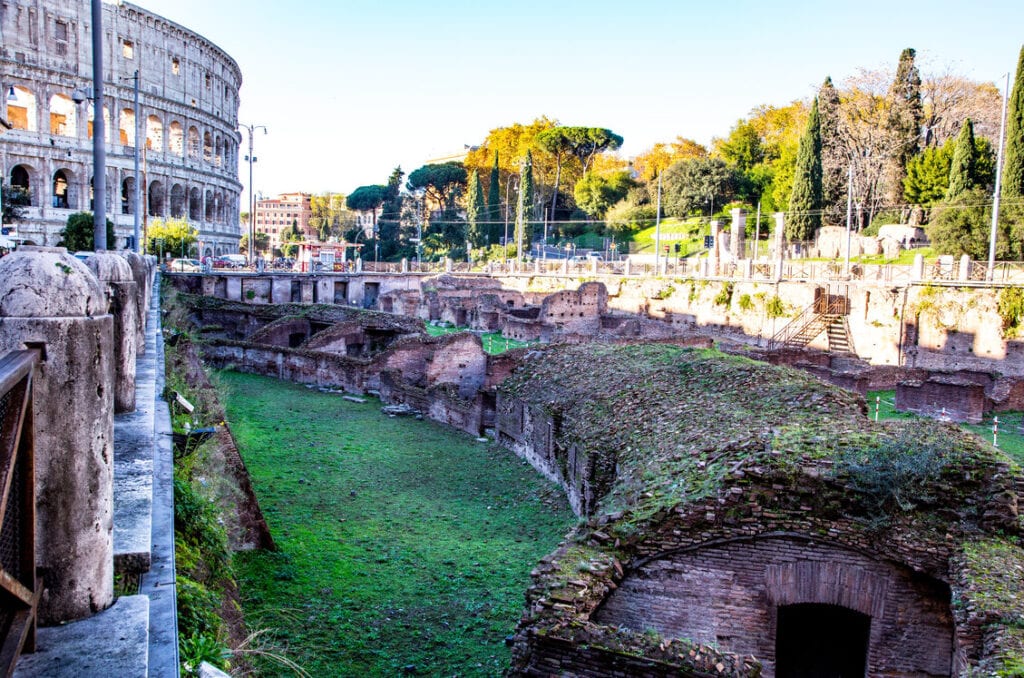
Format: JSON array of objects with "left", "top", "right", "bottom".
[{"left": 135, "top": 0, "right": 1024, "bottom": 201}]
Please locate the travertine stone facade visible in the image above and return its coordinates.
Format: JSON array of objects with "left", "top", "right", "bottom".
[{"left": 1, "top": 0, "right": 242, "bottom": 254}]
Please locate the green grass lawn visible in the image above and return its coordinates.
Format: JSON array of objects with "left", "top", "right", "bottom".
[
  {"left": 424, "top": 325, "right": 535, "bottom": 354},
  {"left": 868, "top": 390, "right": 1024, "bottom": 461},
  {"left": 221, "top": 371, "right": 574, "bottom": 676}
]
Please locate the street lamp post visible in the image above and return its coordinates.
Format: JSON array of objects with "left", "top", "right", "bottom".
[
  {"left": 90, "top": 0, "right": 106, "bottom": 250},
  {"left": 988, "top": 72, "right": 1011, "bottom": 281},
  {"left": 241, "top": 123, "right": 267, "bottom": 266},
  {"left": 122, "top": 70, "right": 141, "bottom": 252},
  {"left": 504, "top": 175, "right": 517, "bottom": 265}
]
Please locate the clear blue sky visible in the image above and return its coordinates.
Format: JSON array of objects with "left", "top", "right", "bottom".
[{"left": 135, "top": 0, "right": 1023, "bottom": 200}]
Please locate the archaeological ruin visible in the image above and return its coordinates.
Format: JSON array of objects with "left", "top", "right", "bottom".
[{"left": 161, "top": 266, "right": 1024, "bottom": 676}]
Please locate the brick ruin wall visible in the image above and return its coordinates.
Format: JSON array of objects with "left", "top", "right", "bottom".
[{"left": 594, "top": 536, "right": 954, "bottom": 677}]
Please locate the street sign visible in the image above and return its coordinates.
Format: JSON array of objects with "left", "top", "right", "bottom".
[{"left": 704, "top": 235, "right": 714, "bottom": 249}]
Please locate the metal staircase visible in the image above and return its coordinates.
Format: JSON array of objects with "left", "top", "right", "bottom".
[{"left": 769, "top": 286, "right": 854, "bottom": 354}]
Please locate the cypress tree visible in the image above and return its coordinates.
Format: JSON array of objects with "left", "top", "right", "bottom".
[
  {"left": 466, "top": 170, "right": 486, "bottom": 248},
  {"left": 515, "top": 150, "right": 534, "bottom": 259},
  {"left": 486, "top": 152, "right": 501, "bottom": 242},
  {"left": 1003, "top": 45, "right": 1024, "bottom": 198},
  {"left": 946, "top": 119, "right": 977, "bottom": 200},
  {"left": 787, "top": 97, "right": 823, "bottom": 241},
  {"left": 887, "top": 48, "right": 924, "bottom": 204},
  {"left": 818, "top": 77, "right": 846, "bottom": 225}
]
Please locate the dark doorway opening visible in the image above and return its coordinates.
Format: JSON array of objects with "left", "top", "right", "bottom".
[
  {"left": 334, "top": 281, "right": 348, "bottom": 304},
  {"left": 290, "top": 281, "right": 302, "bottom": 303},
  {"left": 288, "top": 332, "right": 306, "bottom": 348},
  {"left": 775, "top": 603, "right": 869, "bottom": 678},
  {"left": 363, "top": 282, "right": 380, "bottom": 309}
]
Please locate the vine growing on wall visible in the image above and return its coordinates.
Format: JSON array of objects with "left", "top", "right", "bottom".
[{"left": 998, "top": 287, "right": 1024, "bottom": 338}]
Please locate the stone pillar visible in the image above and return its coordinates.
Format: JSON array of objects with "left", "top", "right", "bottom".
[
  {"left": 624, "top": 258, "right": 631, "bottom": 276},
  {"left": 709, "top": 220, "right": 723, "bottom": 275},
  {"left": 445, "top": 257, "right": 453, "bottom": 273},
  {"left": 773, "top": 213, "right": 786, "bottom": 282},
  {"left": 959, "top": 254, "right": 971, "bottom": 282},
  {"left": 730, "top": 208, "right": 746, "bottom": 260},
  {"left": 119, "top": 251, "right": 149, "bottom": 353},
  {"left": 85, "top": 252, "right": 139, "bottom": 413},
  {"left": 401, "top": 258, "right": 408, "bottom": 273},
  {"left": 226, "top": 276, "right": 242, "bottom": 301},
  {"left": 911, "top": 253, "right": 924, "bottom": 282},
  {"left": 356, "top": 258, "right": 363, "bottom": 273},
  {"left": 0, "top": 247, "right": 114, "bottom": 624}
]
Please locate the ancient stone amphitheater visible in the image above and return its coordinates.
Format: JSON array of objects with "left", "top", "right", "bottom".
[{"left": 1, "top": 0, "right": 242, "bottom": 255}]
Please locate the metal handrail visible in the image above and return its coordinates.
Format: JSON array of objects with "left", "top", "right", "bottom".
[
  {"left": 0, "top": 349, "right": 40, "bottom": 673},
  {"left": 768, "top": 294, "right": 848, "bottom": 350}
]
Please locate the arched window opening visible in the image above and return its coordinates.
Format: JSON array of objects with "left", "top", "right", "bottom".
[
  {"left": 10, "top": 165, "right": 32, "bottom": 206},
  {"left": 53, "top": 169, "right": 70, "bottom": 209},
  {"left": 119, "top": 108, "right": 135, "bottom": 146},
  {"left": 49, "top": 93, "right": 76, "bottom": 137},
  {"left": 203, "top": 131, "right": 212, "bottom": 163},
  {"left": 6, "top": 86, "right": 37, "bottom": 131},
  {"left": 146, "top": 115, "right": 163, "bottom": 151},
  {"left": 204, "top": 190, "right": 214, "bottom": 221},
  {"left": 187, "top": 127, "right": 200, "bottom": 160},
  {"left": 189, "top": 187, "right": 201, "bottom": 221},
  {"left": 170, "top": 184, "right": 186, "bottom": 218},
  {"left": 214, "top": 135, "right": 223, "bottom": 167},
  {"left": 122, "top": 177, "right": 136, "bottom": 215},
  {"left": 168, "top": 122, "right": 184, "bottom": 156},
  {"left": 214, "top": 192, "right": 224, "bottom": 223},
  {"left": 148, "top": 180, "right": 164, "bottom": 217},
  {"left": 87, "top": 103, "right": 110, "bottom": 142}
]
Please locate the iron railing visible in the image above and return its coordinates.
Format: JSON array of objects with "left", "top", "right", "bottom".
[
  {"left": 768, "top": 290, "right": 850, "bottom": 351},
  {"left": 0, "top": 350, "right": 40, "bottom": 675}
]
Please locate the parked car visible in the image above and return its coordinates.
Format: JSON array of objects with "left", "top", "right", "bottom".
[
  {"left": 169, "top": 258, "right": 202, "bottom": 272},
  {"left": 218, "top": 254, "right": 248, "bottom": 268}
]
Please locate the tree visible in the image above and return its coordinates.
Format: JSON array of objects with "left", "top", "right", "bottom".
[
  {"left": 946, "top": 118, "right": 977, "bottom": 200},
  {"left": 145, "top": 218, "right": 197, "bottom": 257},
  {"left": 238, "top": 232, "right": 269, "bottom": 256},
  {"left": 466, "top": 170, "right": 486, "bottom": 248},
  {"left": 280, "top": 221, "right": 303, "bottom": 258},
  {"left": 406, "top": 162, "right": 467, "bottom": 212},
  {"left": 486, "top": 153, "right": 501, "bottom": 235},
  {"left": 885, "top": 48, "right": 924, "bottom": 204},
  {"left": 59, "top": 211, "right": 115, "bottom": 252},
  {"left": 573, "top": 171, "right": 634, "bottom": 219},
  {"left": 661, "top": 157, "right": 738, "bottom": 218},
  {"left": 562, "top": 127, "right": 623, "bottom": 176},
  {"left": 346, "top": 185, "right": 386, "bottom": 255},
  {"left": 515, "top": 150, "right": 535, "bottom": 258},
  {"left": 903, "top": 141, "right": 954, "bottom": 207},
  {"left": 818, "top": 77, "right": 847, "bottom": 225},
  {"left": 1, "top": 183, "right": 29, "bottom": 226},
  {"left": 713, "top": 120, "right": 764, "bottom": 172},
  {"left": 536, "top": 128, "right": 575, "bottom": 220},
  {"left": 632, "top": 137, "right": 708, "bottom": 181},
  {"left": 309, "top": 193, "right": 350, "bottom": 241},
  {"left": 1004, "top": 45, "right": 1024, "bottom": 199},
  {"left": 787, "top": 97, "right": 823, "bottom": 241},
  {"left": 927, "top": 187, "right": 1010, "bottom": 259},
  {"left": 378, "top": 167, "right": 406, "bottom": 261},
  {"left": 922, "top": 71, "right": 1004, "bottom": 146}
]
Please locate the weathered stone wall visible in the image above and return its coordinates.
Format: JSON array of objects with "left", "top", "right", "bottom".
[
  {"left": 896, "top": 377, "right": 989, "bottom": 423},
  {"left": 595, "top": 536, "right": 953, "bottom": 677}
]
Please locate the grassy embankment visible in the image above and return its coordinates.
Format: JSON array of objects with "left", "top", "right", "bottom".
[
  {"left": 868, "top": 389, "right": 1024, "bottom": 461},
  {"left": 222, "top": 371, "right": 574, "bottom": 676}
]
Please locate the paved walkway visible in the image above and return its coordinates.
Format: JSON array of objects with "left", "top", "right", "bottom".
[{"left": 15, "top": 273, "right": 177, "bottom": 678}]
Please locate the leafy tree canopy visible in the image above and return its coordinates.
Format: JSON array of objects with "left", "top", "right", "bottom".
[
  {"left": 573, "top": 171, "right": 635, "bottom": 219},
  {"left": 59, "top": 212, "right": 115, "bottom": 252},
  {"left": 146, "top": 218, "right": 197, "bottom": 257},
  {"left": 632, "top": 137, "right": 708, "bottom": 182},
  {"left": 2, "top": 183, "right": 29, "bottom": 225},
  {"left": 661, "top": 157, "right": 739, "bottom": 218},
  {"left": 345, "top": 185, "right": 386, "bottom": 212},
  {"left": 406, "top": 162, "right": 467, "bottom": 211}
]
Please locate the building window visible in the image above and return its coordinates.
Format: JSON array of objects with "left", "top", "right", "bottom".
[
  {"left": 205, "top": 72, "right": 211, "bottom": 88},
  {"left": 123, "top": 40, "right": 134, "bottom": 59},
  {"left": 171, "top": 57, "right": 180, "bottom": 75}
]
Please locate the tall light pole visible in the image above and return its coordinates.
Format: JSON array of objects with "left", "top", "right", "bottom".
[
  {"left": 241, "top": 123, "right": 267, "bottom": 265},
  {"left": 90, "top": 0, "right": 106, "bottom": 250},
  {"left": 654, "top": 171, "right": 662, "bottom": 274},
  {"left": 988, "top": 72, "right": 1011, "bottom": 281},
  {"left": 504, "top": 174, "right": 517, "bottom": 264},
  {"left": 844, "top": 163, "right": 853, "bottom": 276},
  {"left": 126, "top": 70, "right": 140, "bottom": 252}
]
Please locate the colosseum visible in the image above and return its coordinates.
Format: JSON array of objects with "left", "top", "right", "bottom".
[{"left": 0, "top": 0, "right": 242, "bottom": 255}]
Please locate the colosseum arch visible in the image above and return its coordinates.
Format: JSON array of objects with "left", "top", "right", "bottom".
[
  {"left": 214, "top": 135, "right": 223, "bottom": 166},
  {"left": 10, "top": 165, "right": 35, "bottom": 206},
  {"left": 89, "top": 175, "right": 113, "bottom": 213},
  {"left": 148, "top": 179, "right": 165, "bottom": 216},
  {"left": 204, "top": 189, "right": 214, "bottom": 221},
  {"left": 49, "top": 93, "right": 77, "bottom": 137},
  {"left": 203, "top": 131, "right": 213, "bottom": 163},
  {"left": 214, "top": 191, "right": 224, "bottom": 223},
  {"left": 170, "top": 183, "right": 186, "bottom": 218},
  {"left": 146, "top": 115, "right": 163, "bottom": 151},
  {"left": 6, "top": 86, "right": 38, "bottom": 131},
  {"left": 187, "top": 126, "right": 200, "bottom": 161},
  {"left": 119, "top": 108, "right": 136, "bottom": 146},
  {"left": 52, "top": 168, "right": 74, "bottom": 209},
  {"left": 87, "top": 102, "right": 111, "bottom": 142},
  {"left": 189, "top": 187, "right": 202, "bottom": 221},
  {"left": 168, "top": 122, "right": 184, "bottom": 156},
  {"left": 121, "top": 176, "right": 136, "bottom": 214}
]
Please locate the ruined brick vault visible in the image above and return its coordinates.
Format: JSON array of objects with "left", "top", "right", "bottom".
[{"left": 498, "top": 344, "right": 1024, "bottom": 677}]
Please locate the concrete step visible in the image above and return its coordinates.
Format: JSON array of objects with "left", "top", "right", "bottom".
[{"left": 14, "top": 595, "right": 150, "bottom": 678}]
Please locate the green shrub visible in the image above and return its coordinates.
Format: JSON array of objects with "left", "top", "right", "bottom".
[
  {"left": 998, "top": 287, "right": 1024, "bottom": 338},
  {"left": 713, "top": 282, "right": 734, "bottom": 308},
  {"left": 180, "top": 631, "right": 231, "bottom": 676},
  {"left": 737, "top": 293, "right": 753, "bottom": 312},
  {"left": 765, "top": 295, "right": 786, "bottom": 318},
  {"left": 177, "top": 576, "right": 224, "bottom": 640}
]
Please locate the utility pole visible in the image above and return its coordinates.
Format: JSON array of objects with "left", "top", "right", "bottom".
[
  {"left": 844, "top": 163, "right": 853, "bottom": 276},
  {"left": 988, "top": 72, "right": 1011, "bottom": 282},
  {"left": 654, "top": 171, "right": 662, "bottom": 274},
  {"left": 90, "top": 0, "right": 106, "bottom": 250},
  {"left": 131, "top": 70, "right": 140, "bottom": 252},
  {"left": 241, "top": 123, "right": 267, "bottom": 266}
]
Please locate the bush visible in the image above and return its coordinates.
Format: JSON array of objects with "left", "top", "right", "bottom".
[
  {"left": 713, "top": 282, "right": 734, "bottom": 308},
  {"left": 58, "top": 212, "right": 115, "bottom": 251},
  {"left": 998, "top": 287, "right": 1024, "bottom": 338},
  {"left": 180, "top": 631, "right": 231, "bottom": 676}
]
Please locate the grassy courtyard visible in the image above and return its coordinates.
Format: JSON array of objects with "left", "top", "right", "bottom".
[
  {"left": 220, "top": 371, "right": 574, "bottom": 676},
  {"left": 423, "top": 324, "right": 535, "bottom": 354}
]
